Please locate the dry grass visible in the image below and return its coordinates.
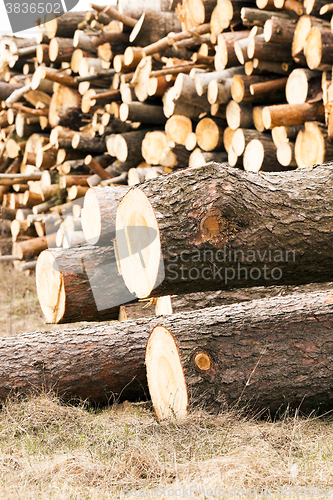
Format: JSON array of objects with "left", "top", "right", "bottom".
[
  {"left": 0, "top": 395, "right": 331, "bottom": 499},
  {"left": 0, "top": 263, "right": 333, "bottom": 498}
]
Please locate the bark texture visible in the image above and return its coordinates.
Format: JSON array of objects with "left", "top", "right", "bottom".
[{"left": 117, "top": 162, "right": 333, "bottom": 297}]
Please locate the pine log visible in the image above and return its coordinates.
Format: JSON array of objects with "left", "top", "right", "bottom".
[
  {"left": 226, "top": 100, "right": 253, "bottom": 130},
  {"left": 163, "top": 86, "right": 203, "bottom": 119},
  {"left": 195, "top": 117, "right": 225, "bottom": 151},
  {"left": 276, "top": 141, "right": 297, "bottom": 167},
  {"left": 304, "top": 0, "right": 328, "bottom": 15},
  {"left": 49, "top": 38, "right": 74, "bottom": 63},
  {"left": 214, "top": 31, "right": 250, "bottom": 71},
  {"left": 285, "top": 68, "right": 321, "bottom": 104},
  {"left": 195, "top": 67, "right": 244, "bottom": 96},
  {"left": 304, "top": 26, "right": 333, "bottom": 69},
  {"left": 165, "top": 115, "right": 192, "bottom": 146},
  {"left": 0, "top": 315, "right": 153, "bottom": 401},
  {"left": 271, "top": 125, "right": 302, "bottom": 146},
  {"left": 15, "top": 114, "right": 40, "bottom": 138},
  {"left": 114, "top": 129, "right": 150, "bottom": 163},
  {"left": 10, "top": 219, "right": 37, "bottom": 242},
  {"left": 146, "top": 289, "right": 333, "bottom": 419},
  {"left": 174, "top": 73, "right": 211, "bottom": 109},
  {"left": 91, "top": 30, "right": 129, "bottom": 48},
  {"left": 49, "top": 85, "right": 82, "bottom": 129},
  {"left": 90, "top": 4, "right": 138, "bottom": 28},
  {"left": 115, "top": 162, "right": 333, "bottom": 298},
  {"left": 241, "top": 7, "right": 298, "bottom": 27},
  {"left": 263, "top": 16, "right": 297, "bottom": 44},
  {"left": 262, "top": 102, "right": 325, "bottom": 128},
  {"left": 36, "top": 245, "right": 134, "bottom": 324},
  {"left": 246, "top": 58, "right": 293, "bottom": 76},
  {"left": 160, "top": 144, "right": 191, "bottom": 169},
  {"left": 82, "top": 186, "right": 130, "bottom": 246},
  {"left": 44, "top": 12, "right": 87, "bottom": 39},
  {"left": 231, "top": 128, "right": 268, "bottom": 156},
  {"left": 231, "top": 74, "right": 286, "bottom": 103},
  {"left": 129, "top": 11, "right": 181, "bottom": 47},
  {"left": 72, "top": 135, "right": 106, "bottom": 154},
  {"left": 243, "top": 138, "right": 280, "bottom": 172},
  {"left": 0, "top": 82, "right": 24, "bottom": 102},
  {"left": 118, "top": 0, "right": 174, "bottom": 18},
  {"left": 13, "top": 233, "right": 57, "bottom": 260},
  {"left": 294, "top": 121, "right": 333, "bottom": 168},
  {"left": 188, "top": 148, "right": 228, "bottom": 167},
  {"left": 141, "top": 131, "right": 169, "bottom": 165},
  {"left": 222, "top": 127, "right": 236, "bottom": 153},
  {"left": 84, "top": 155, "right": 113, "bottom": 181},
  {"left": 119, "top": 102, "right": 166, "bottom": 124},
  {"left": 291, "top": 15, "right": 330, "bottom": 62},
  {"left": 207, "top": 77, "right": 232, "bottom": 105}
]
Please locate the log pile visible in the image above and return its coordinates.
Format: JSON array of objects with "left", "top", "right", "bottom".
[
  {"left": 1, "top": 0, "right": 333, "bottom": 266},
  {"left": 1, "top": 0, "right": 333, "bottom": 418}
]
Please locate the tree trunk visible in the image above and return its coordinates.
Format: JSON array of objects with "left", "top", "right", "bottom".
[
  {"left": 115, "top": 162, "right": 333, "bottom": 298},
  {"left": 243, "top": 137, "right": 280, "bottom": 172},
  {"left": 129, "top": 11, "right": 181, "bottom": 47},
  {"left": 44, "top": 11, "right": 87, "bottom": 39},
  {"left": 36, "top": 246, "right": 135, "bottom": 324},
  {"left": 146, "top": 288, "right": 333, "bottom": 420},
  {"left": 119, "top": 102, "right": 166, "bottom": 124},
  {"left": 304, "top": 26, "right": 333, "bottom": 69},
  {"left": 262, "top": 102, "right": 325, "bottom": 128},
  {"left": 214, "top": 31, "right": 250, "bottom": 71},
  {"left": 263, "top": 16, "right": 297, "bottom": 44},
  {"left": 285, "top": 68, "right": 321, "bottom": 104},
  {"left": 0, "top": 318, "right": 151, "bottom": 402},
  {"left": 231, "top": 128, "right": 268, "bottom": 156},
  {"left": 241, "top": 7, "right": 298, "bottom": 27},
  {"left": 226, "top": 100, "right": 253, "bottom": 129},
  {"left": 195, "top": 117, "right": 225, "bottom": 151},
  {"left": 294, "top": 121, "right": 333, "bottom": 168},
  {"left": 291, "top": 14, "right": 330, "bottom": 62}
]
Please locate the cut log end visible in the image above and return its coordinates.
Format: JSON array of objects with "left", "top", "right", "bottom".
[
  {"left": 243, "top": 139, "right": 264, "bottom": 172},
  {"left": 36, "top": 249, "right": 65, "bottom": 324},
  {"left": 146, "top": 325, "right": 188, "bottom": 421},
  {"left": 81, "top": 188, "right": 102, "bottom": 245},
  {"left": 115, "top": 188, "right": 161, "bottom": 298},
  {"left": 304, "top": 27, "right": 321, "bottom": 70}
]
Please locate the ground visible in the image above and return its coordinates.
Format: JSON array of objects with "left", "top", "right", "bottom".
[{"left": 0, "top": 263, "right": 333, "bottom": 499}]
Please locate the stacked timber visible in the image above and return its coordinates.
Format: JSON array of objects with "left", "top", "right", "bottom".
[
  {"left": 1, "top": 0, "right": 333, "bottom": 269},
  {"left": 2, "top": 0, "right": 333, "bottom": 417}
]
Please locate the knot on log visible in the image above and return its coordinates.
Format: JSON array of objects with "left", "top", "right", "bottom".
[{"left": 191, "top": 207, "right": 246, "bottom": 247}]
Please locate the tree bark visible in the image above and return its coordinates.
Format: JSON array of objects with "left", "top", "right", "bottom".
[
  {"left": 262, "top": 102, "right": 325, "bottom": 128},
  {"left": 115, "top": 162, "right": 333, "bottom": 298},
  {"left": 129, "top": 11, "right": 181, "bottom": 47},
  {"left": 146, "top": 288, "right": 333, "bottom": 419},
  {"left": 44, "top": 11, "right": 87, "bottom": 39}
]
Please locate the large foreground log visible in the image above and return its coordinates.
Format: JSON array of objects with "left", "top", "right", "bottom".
[
  {"left": 2, "top": 287, "right": 333, "bottom": 408},
  {"left": 115, "top": 162, "right": 333, "bottom": 298},
  {"left": 146, "top": 288, "right": 333, "bottom": 420}
]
